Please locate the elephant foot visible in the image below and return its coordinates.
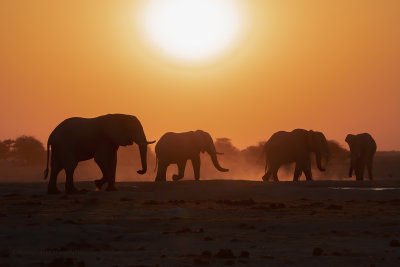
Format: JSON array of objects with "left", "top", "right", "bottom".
[
  {"left": 262, "top": 173, "right": 274, "bottom": 182},
  {"left": 105, "top": 185, "right": 117, "bottom": 191},
  {"left": 94, "top": 179, "right": 106, "bottom": 190},
  {"left": 172, "top": 174, "right": 183, "bottom": 181},
  {"left": 155, "top": 177, "right": 166, "bottom": 182},
  {"left": 48, "top": 187, "right": 60, "bottom": 195}
]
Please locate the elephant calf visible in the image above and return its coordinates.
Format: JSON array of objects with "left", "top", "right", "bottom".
[
  {"left": 154, "top": 130, "right": 229, "bottom": 181},
  {"left": 262, "top": 129, "right": 330, "bottom": 181},
  {"left": 44, "top": 114, "right": 154, "bottom": 194},
  {"left": 345, "top": 133, "right": 377, "bottom": 180}
]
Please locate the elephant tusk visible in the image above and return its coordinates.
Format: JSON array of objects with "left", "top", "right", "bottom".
[{"left": 137, "top": 140, "right": 156, "bottom": 145}]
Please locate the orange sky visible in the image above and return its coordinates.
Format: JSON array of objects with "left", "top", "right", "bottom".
[{"left": 1, "top": 0, "right": 400, "bottom": 150}]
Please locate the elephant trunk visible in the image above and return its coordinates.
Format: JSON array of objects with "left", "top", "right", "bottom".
[
  {"left": 209, "top": 152, "right": 229, "bottom": 172},
  {"left": 316, "top": 152, "right": 326, "bottom": 172},
  {"left": 137, "top": 144, "right": 148, "bottom": 175}
]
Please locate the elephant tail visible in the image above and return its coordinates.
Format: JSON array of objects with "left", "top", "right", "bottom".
[
  {"left": 154, "top": 156, "right": 158, "bottom": 172},
  {"left": 43, "top": 140, "right": 50, "bottom": 180}
]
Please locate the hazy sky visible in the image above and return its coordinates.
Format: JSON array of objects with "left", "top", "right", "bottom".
[{"left": 1, "top": 0, "right": 400, "bottom": 150}]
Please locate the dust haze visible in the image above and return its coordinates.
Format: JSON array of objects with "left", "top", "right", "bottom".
[{"left": 1, "top": 135, "right": 399, "bottom": 182}]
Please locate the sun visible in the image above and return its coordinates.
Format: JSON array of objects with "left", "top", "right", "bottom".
[{"left": 139, "top": 0, "right": 243, "bottom": 63}]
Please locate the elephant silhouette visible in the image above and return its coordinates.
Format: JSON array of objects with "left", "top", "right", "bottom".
[
  {"left": 262, "top": 129, "right": 330, "bottom": 181},
  {"left": 345, "top": 133, "right": 377, "bottom": 180},
  {"left": 44, "top": 114, "right": 155, "bottom": 194},
  {"left": 154, "top": 130, "right": 229, "bottom": 181}
]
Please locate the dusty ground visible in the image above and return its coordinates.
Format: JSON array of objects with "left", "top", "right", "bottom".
[{"left": 0, "top": 180, "right": 400, "bottom": 266}]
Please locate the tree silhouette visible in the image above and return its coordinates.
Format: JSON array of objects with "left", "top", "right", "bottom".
[
  {"left": 12, "top": 136, "right": 45, "bottom": 164},
  {"left": 214, "top": 138, "right": 240, "bottom": 157},
  {"left": 0, "top": 141, "right": 9, "bottom": 160}
]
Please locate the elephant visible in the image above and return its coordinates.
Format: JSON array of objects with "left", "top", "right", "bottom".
[
  {"left": 154, "top": 130, "right": 229, "bottom": 181},
  {"left": 262, "top": 129, "right": 330, "bottom": 181},
  {"left": 345, "top": 133, "right": 377, "bottom": 180},
  {"left": 43, "top": 114, "right": 155, "bottom": 194}
]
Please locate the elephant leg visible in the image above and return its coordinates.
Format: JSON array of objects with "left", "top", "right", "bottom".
[
  {"left": 354, "top": 159, "right": 360, "bottom": 180},
  {"left": 359, "top": 163, "right": 365, "bottom": 180},
  {"left": 155, "top": 159, "right": 168, "bottom": 182},
  {"left": 191, "top": 155, "right": 201, "bottom": 180},
  {"left": 94, "top": 176, "right": 106, "bottom": 191},
  {"left": 354, "top": 158, "right": 365, "bottom": 180},
  {"left": 293, "top": 163, "right": 302, "bottom": 181},
  {"left": 262, "top": 170, "right": 272, "bottom": 181},
  {"left": 302, "top": 159, "right": 313, "bottom": 181},
  {"left": 270, "top": 166, "right": 279, "bottom": 182},
  {"left": 262, "top": 160, "right": 277, "bottom": 181},
  {"left": 105, "top": 150, "right": 118, "bottom": 191},
  {"left": 94, "top": 145, "right": 118, "bottom": 191},
  {"left": 355, "top": 165, "right": 364, "bottom": 181},
  {"left": 367, "top": 157, "right": 374, "bottom": 180},
  {"left": 348, "top": 164, "right": 353, "bottom": 177},
  {"left": 48, "top": 155, "right": 62, "bottom": 194},
  {"left": 173, "top": 160, "right": 187, "bottom": 181},
  {"left": 65, "top": 162, "right": 79, "bottom": 194},
  {"left": 303, "top": 168, "right": 313, "bottom": 181},
  {"left": 94, "top": 165, "right": 107, "bottom": 190}
]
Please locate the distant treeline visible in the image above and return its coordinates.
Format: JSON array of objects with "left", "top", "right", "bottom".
[
  {"left": 0, "top": 136, "right": 399, "bottom": 182},
  {"left": 0, "top": 136, "right": 45, "bottom": 164}
]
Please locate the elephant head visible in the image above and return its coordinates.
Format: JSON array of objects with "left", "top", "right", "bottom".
[
  {"left": 308, "top": 130, "right": 330, "bottom": 171},
  {"left": 99, "top": 114, "right": 155, "bottom": 174},
  {"left": 345, "top": 134, "right": 358, "bottom": 154},
  {"left": 345, "top": 133, "right": 376, "bottom": 180},
  {"left": 345, "top": 134, "right": 359, "bottom": 176},
  {"left": 194, "top": 130, "right": 229, "bottom": 172}
]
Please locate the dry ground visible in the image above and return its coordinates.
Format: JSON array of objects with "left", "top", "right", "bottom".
[{"left": 0, "top": 180, "right": 400, "bottom": 266}]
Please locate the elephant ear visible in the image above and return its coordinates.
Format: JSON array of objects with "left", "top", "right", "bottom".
[
  {"left": 345, "top": 134, "right": 355, "bottom": 146},
  {"left": 193, "top": 130, "right": 210, "bottom": 153},
  {"left": 100, "top": 114, "right": 133, "bottom": 146},
  {"left": 345, "top": 134, "right": 360, "bottom": 157},
  {"left": 307, "top": 130, "right": 315, "bottom": 151}
]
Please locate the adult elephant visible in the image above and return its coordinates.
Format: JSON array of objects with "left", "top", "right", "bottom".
[
  {"left": 345, "top": 133, "right": 377, "bottom": 180},
  {"left": 154, "top": 130, "right": 229, "bottom": 181},
  {"left": 262, "top": 129, "right": 330, "bottom": 181},
  {"left": 44, "top": 114, "right": 155, "bottom": 194}
]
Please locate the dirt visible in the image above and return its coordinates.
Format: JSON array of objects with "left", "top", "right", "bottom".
[{"left": 0, "top": 180, "right": 400, "bottom": 266}]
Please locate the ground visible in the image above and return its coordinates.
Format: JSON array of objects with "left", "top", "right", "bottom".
[{"left": 0, "top": 180, "right": 400, "bottom": 266}]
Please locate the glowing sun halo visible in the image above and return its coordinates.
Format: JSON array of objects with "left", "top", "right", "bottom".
[{"left": 140, "top": 0, "right": 243, "bottom": 63}]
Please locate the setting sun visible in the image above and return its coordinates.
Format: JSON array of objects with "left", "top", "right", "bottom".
[{"left": 139, "top": 0, "right": 243, "bottom": 63}]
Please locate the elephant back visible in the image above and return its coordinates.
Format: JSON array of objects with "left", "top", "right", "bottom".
[{"left": 155, "top": 131, "right": 198, "bottom": 158}]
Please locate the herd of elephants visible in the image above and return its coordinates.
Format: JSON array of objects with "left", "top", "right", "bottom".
[{"left": 43, "top": 114, "right": 377, "bottom": 194}]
